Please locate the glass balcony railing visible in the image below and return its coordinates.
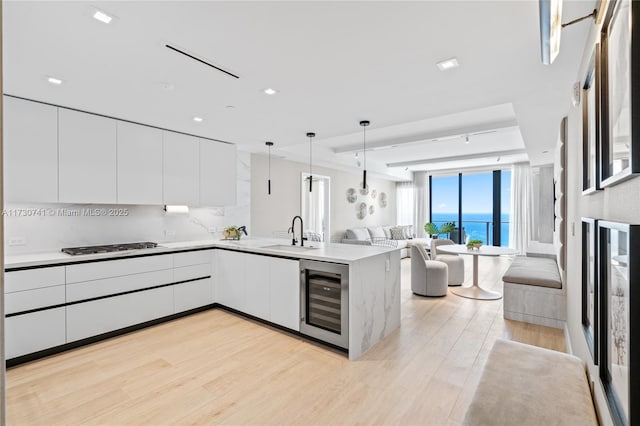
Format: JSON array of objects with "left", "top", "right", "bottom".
[{"left": 430, "top": 220, "right": 511, "bottom": 247}]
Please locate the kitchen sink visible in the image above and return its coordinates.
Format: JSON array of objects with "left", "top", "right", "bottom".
[{"left": 263, "top": 244, "right": 319, "bottom": 251}]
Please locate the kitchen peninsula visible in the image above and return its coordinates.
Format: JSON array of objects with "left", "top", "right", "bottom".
[{"left": 4, "top": 239, "right": 401, "bottom": 363}]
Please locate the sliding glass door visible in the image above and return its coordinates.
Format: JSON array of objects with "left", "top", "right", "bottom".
[
  {"left": 461, "top": 172, "right": 493, "bottom": 245},
  {"left": 430, "top": 175, "right": 460, "bottom": 238}
]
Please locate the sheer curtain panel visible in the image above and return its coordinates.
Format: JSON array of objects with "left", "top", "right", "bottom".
[{"left": 509, "top": 162, "right": 533, "bottom": 254}]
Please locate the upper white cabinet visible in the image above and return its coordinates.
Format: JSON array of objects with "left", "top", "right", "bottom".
[
  {"left": 200, "top": 139, "right": 237, "bottom": 206},
  {"left": 163, "top": 131, "right": 199, "bottom": 205},
  {"left": 59, "top": 109, "right": 117, "bottom": 203},
  {"left": 117, "top": 122, "right": 163, "bottom": 205},
  {"left": 3, "top": 97, "right": 58, "bottom": 202}
]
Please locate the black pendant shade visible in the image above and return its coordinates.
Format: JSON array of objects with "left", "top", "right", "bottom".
[
  {"left": 307, "top": 132, "right": 315, "bottom": 192},
  {"left": 360, "top": 120, "right": 370, "bottom": 190},
  {"left": 265, "top": 141, "right": 274, "bottom": 195}
]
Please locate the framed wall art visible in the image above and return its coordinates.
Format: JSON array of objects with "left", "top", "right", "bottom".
[
  {"left": 598, "top": 220, "right": 639, "bottom": 425},
  {"left": 582, "top": 218, "right": 598, "bottom": 361},
  {"left": 582, "top": 46, "right": 602, "bottom": 194},
  {"left": 600, "top": 0, "right": 640, "bottom": 187}
]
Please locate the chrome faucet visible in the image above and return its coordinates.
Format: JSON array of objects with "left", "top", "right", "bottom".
[{"left": 289, "top": 215, "right": 304, "bottom": 247}]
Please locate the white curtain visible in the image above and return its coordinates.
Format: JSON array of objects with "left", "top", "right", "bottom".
[
  {"left": 396, "top": 182, "right": 413, "bottom": 227},
  {"left": 509, "top": 162, "right": 533, "bottom": 254},
  {"left": 413, "top": 171, "right": 428, "bottom": 238}
]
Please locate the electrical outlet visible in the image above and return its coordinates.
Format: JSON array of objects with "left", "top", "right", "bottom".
[
  {"left": 164, "top": 229, "right": 176, "bottom": 237},
  {"left": 8, "top": 237, "right": 26, "bottom": 246}
]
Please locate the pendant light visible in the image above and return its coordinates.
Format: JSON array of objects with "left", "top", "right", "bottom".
[
  {"left": 360, "top": 120, "right": 370, "bottom": 190},
  {"left": 307, "top": 132, "right": 315, "bottom": 192},
  {"left": 265, "top": 141, "right": 274, "bottom": 195}
]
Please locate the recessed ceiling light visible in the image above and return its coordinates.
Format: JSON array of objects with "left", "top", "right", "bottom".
[
  {"left": 264, "top": 88, "right": 278, "bottom": 95},
  {"left": 158, "top": 82, "right": 175, "bottom": 91},
  {"left": 225, "top": 105, "right": 236, "bottom": 109},
  {"left": 465, "top": 135, "right": 470, "bottom": 144},
  {"left": 47, "top": 76, "right": 63, "bottom": 85},
  {"left": 93, "top": 10, "right": 113, "bottom": 24},
  {"left": 193, "top": 117, "right": 204, "bottom": 123},
  {"left": 542, "top": 150, "right": 550, "bottom": 153},
  {"left": 436, "top": 57, "right": 460, "bottom": 71}
]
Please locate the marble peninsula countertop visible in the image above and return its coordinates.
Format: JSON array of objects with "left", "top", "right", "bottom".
[{"left": 4, "top": 238, "right": 398, "bottom": 269}]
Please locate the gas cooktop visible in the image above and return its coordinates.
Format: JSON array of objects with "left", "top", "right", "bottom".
[{"left": 61, "top": 242, "right": 158, "bottom": 256}]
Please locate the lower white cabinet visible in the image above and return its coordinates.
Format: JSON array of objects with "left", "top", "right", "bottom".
[
  {"left": 244, "top": 255, "right": 270, "bottom": 321},
  {"left": 215, "top": 250, "right": 247, "bottom": 311},
  {"left": 174, "top": 278, "right": 213, "bottom": 313},
  {"left": 66, "top": 287, "right": 174, "bottom": 342},
  {"left": 5, "top": 308, "right": 66, "bottom": 359},
  {"left": 215, "top": 251, "right": 300, "bottom": 331},
  {"left": 269, "top": 258, "right": 300, "bottom": 331}
]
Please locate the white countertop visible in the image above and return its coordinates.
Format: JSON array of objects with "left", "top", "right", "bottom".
[{"left": 5, "top": 238, "right": 398, "bottom": 269}]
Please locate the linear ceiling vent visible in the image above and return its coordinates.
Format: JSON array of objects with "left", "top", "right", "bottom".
[{"left": 165, "top": 44, "right": 239, "bottom": 79}]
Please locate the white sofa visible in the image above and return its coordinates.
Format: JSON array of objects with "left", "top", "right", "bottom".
[{"left": 342, "top": 226, "right": 431, "bottom": 258}]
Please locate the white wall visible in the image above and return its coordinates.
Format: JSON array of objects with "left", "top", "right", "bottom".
[
  {"left": 564, "top": 23, "right": 640, "bottom": 426},
  {"left": 250, "top": 154, "right": 396, "bottom": 242},
  {"left": 3, "top": 151, "right": 250, "bottom": 255}
]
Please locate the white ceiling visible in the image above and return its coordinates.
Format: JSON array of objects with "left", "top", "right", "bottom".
[{"left": 3, "top": 0, "right": 593, "bottom": 180}]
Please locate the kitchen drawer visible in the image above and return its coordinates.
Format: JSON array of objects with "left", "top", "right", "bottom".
[
  {"left": 4, "top": 266, "right": 65, "bottom": 293},
  {"left": 66, "top": 254, "right": 173, "bottom": 283},
  {"left": 66, "top": 286, "right": 174, "bottom": 342},
  {"left": 66, "top": 269, "right": 174, "bottom": 302},
  {"left": 174, "top": 279, "right": 213, "bottom": 313},
  {"left": 173, "top": 250, "right": 211, "bottom": 268},
  {"left": 5, "top": 307, "right": 66, "bottom": 359},
  {"left": 174, "top": 263, "right": 210, "bottom": 282},
  {"left": 5, "top": 285, "right": 65, "bottom": 315}
]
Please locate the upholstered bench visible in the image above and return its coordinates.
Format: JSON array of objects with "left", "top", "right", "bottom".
[
  {"left": 463, "top": 339, "right": 597, "bottom": 425},
  {"left": 502, "top": 256, "right": 565, "bottom": 329}
]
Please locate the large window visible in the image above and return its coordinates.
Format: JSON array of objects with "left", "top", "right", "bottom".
[
  {"left": 430, "top": 175, "right": 460, "bottom": 239},
  {"left": 430, "top": 170, "right": 511, "bottom": 246}
]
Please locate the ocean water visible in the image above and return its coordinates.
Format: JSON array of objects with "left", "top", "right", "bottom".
[{"left": 430, "top": 213, "right": 510, "bottom": 247}]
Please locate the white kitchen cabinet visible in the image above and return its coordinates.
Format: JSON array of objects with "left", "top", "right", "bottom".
[
  {"left": 174, "top": 278, "right": 213, "bottom": 313},
  {"left": 4, "top": 266, "right": 65, "bottom": 293},
  {"left": 199, "top": 139, "right": 237, "bottom": 206},
  {"left": 215, "top": 250, "right": 246, "bottom": 311},
  {"left": 3, "top": 96, "right": 59, "bottom": 202},
  {"left": 244, "top": 254, "right": 270, "bottom": 321},
  {"left": 269, "top": 257, "right": 300, "bottom": 331},
  {"left": 66, "top": 254, "right": 173, "bottom": 283},
  {"left": 116, "top": 121, "right": 163, "bottom": 204},
  {"left": 66, "top": 286, "right": 174, "bottom": 342},
  {"left": 5, "top": 308, "right": 66, "bottom": 359},
  {"left": 59, "top": 109, "right": 117, "bottom": 203},
  {"left": 5, "top": 285, "right": 65, "bottom": 315},
  {"left": 163, "top": 131, "right": 199, "bottom": 205},
  {"left": 66, "top": 269, "right": 173, "bottom": 302}
]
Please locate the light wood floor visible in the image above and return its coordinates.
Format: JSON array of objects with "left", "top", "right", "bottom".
[{"left": 7, "top": 256, "right": 566, "bottom": 425}]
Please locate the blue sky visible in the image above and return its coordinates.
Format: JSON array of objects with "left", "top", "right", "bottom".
[{"left": 431, "top": 171, "right": 511, "bottom": 214}]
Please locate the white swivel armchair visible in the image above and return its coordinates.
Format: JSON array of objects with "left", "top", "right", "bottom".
[
  {"left": 430, "top": 239, "right": 465, "bottom": 286},
  {"left": 411, "top": 245, "right": 448, "bottom": 297}
]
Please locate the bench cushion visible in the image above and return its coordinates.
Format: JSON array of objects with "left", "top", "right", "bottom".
[
  {"left": 502, "top": 256, "right": 562, "bottom": 289},
  {"left": 463, "top": 339, "right": 597, "bottom": 426}
]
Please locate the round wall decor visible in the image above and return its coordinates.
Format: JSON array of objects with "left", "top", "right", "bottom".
[
  {"left": 369, "top": 205, "right": 375, "bottom": 215},
  {"left": 371, "top": 189, "right": 377, "bottom": 199},
  {"left": 346, "top": 188, "right": 357, "bottom": 203},
  {"left": 357, "top": 202, "right": 367, "bottom": 220}
]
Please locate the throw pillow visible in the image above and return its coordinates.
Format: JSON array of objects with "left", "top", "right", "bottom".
[
  {"left": 367, "top": 226, "right": 386, "bottom": 240},
  {"left": 390, "top": 227, "right": 405, "bottom": 240},
  {"left": 382, "top": 226, "right": 392, "bottom": 239},
  {"left": 402, "top": 225, "right": 414, "bottom": 239},
  {"left": 348, "top": 227, "right": 371, "bottom": 241}
]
